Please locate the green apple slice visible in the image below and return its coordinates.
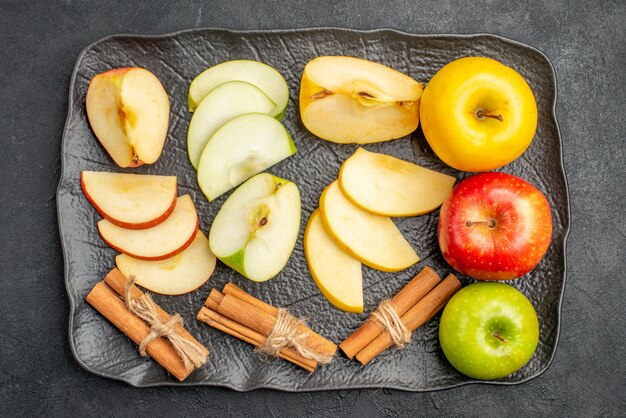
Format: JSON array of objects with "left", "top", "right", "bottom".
[
  {"left": 188, "top": 60, "right": 289, "bottom": 118},
  {"left": 209, "top": 173, "right": 301, "bottom": 282},
  {"left": 187, "top": 81, "right": 276, "bottom": 169},
  {"left": 197, "top": 113, "right": 296, "bottom": 201}
]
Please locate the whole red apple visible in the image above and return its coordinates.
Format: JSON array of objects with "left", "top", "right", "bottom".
[{"left": 438, "top": 172, "right": 552, "bottom": 280}]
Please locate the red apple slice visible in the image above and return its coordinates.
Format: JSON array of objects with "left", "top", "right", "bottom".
[
  {"left": 98, "top": 195, "right": 198, "bottom": 260},
  {"left": 86, "top": 67, "right": 170, "bottom": 168},
  {"left": 81, "top": 171, "right": 177, "bottom": 229},
  {"left": 116, "top": 230, "right": 217, "bottom": 295}
]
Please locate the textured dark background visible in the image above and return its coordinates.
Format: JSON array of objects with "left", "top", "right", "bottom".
[{"left": 1, "top": 0, "right": 624, "bottom": 416}]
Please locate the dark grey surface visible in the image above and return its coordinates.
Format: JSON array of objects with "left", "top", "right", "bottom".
[
  {"left": 58, "top": 29, "right": 568, "bottom": 390},
  {"left": 1, "top": 0, "right": 624, "bottom": 416}
]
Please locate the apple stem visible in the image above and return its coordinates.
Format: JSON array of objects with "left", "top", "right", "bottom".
[
  {"left": 493, "top": 331, "right": 509, "bottom": 344},
  {"left": 476, "top": 110, "right": 503, "bottom": 122},
  {"left": 466, "top": 219, "right": 497, "bottom": 228}
]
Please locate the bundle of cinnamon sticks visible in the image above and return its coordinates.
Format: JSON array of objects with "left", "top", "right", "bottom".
[
  {"left": 86, "top": 269, "right": 208, "bottom": 381},
  {"left": 340, "top": 266, "right": 461, "bottom": 365},
  {"left": 197, "top": 282, "right": 337, "bottom": 372}
]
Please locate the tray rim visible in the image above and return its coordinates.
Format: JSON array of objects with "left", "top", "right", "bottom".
[{"left": 57, "top": 27, "right": 571, "bottom": 391}]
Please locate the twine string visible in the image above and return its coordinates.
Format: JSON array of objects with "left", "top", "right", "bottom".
[
  {"left": 257, "top": 309, "right": 333, "bottom": 364},
  {"left": 371, "top": 299, "right": 412, "bottom": 348},
  {"left": 124, "top": 276, "right": 207, "bottom": 369}
]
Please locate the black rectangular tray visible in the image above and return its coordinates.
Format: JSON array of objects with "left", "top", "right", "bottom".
[{"left": 57, "top": 28, "right": 569, "bottom": 390}]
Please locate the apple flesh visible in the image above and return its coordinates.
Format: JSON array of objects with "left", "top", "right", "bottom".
[
  {"left": 420, "top": 57, "right": 538, "bottom": 172},
  {"left": 339, "top": 147, "right": 456, "bottom": 216},
  {"left": 187, "top": 80, "right": 276, "bottom": 169},
  {"left": 304, "top": 210, "right": 363, "bottom": 313},
  {"left": 299, "top": 56, "right": 423, "bottom": 143},
  {"left": 188, "top": 60, "right": 289, "bottom": 117},
  {"left": 86, "top": 67, "right": 170, "bottom": 167},
  {"left": 98, "top": 195, "right": 198, "bottom": 260},
  {"left": 209, "top": 173, "right": 301, "bottom": 282},
  {"left": 439, "top": 282, "right": 539, "bottom": 380},
  {"left": 81, "top": 171, "right": 177, "bottom": 229},
  {"left": 438, "top": 172, "right": 552, "bottom": 280},
  {"left": 197, "top": 113, "right": 297, "bottom": 201},
  {"left": 116, "top": 230, "right": 217, "bottom": 295},
  {"left": 319, "top": 180, "right": 419, "bottom": 272}
]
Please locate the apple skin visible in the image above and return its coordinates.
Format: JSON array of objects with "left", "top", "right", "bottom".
[
  {"left": 420, "top": 57, "right": 537, "bottom": 172},
  {"left": 79, "top": 172, "right": 177, "bottom": 229},
  {"left": 99, "top": 221, "right": 198, "bottom": 261},
  {"left": 438, "top": 172, "right": 552, "bottom": 281},
  {"left": 86, "top": 67, "right": 169, "bottom": 168},
  {"left": 439, "top": 282, "right": 539, "bottom": 380}
]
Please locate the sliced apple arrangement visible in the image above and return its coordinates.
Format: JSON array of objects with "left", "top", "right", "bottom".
[
  {"left": 186, "top": 60, "right": 296, "bottom": 202},
  {"left": 81, "top": 171, "right": 216, "bottom": 295},
  {"left": 299, "top": 56, "right": 423, "bottom": 144},
  {"left": 79, "top": 53, "right": 555, "bottom": 381},
  {"left": 304, "top": 148, "right": 455, "bottom": 312},
  {"left": 86, "top": 68, "right": 170, "bottom": 168}
]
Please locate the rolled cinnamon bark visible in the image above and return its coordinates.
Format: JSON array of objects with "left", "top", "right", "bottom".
[
  {"left": 86, "top": 282, "right": 195, "bottom": 381},
  {"left": 355, "top": 274, "right": 461, "bottom": 365},
  {"left": 197, "top": 307, "right": 317, "bottom": 372},
  {"left": 340, "top": 267, "right": 441, "bottom": 359},
  {"left": 217, "top": 294, "right": 337, "bottom": 359},
  {"left": 103, "top": 268, "right": 209, "bottom": 360},
  {"left": 222, "top": 282, "right": 277, "bottom": 316}
]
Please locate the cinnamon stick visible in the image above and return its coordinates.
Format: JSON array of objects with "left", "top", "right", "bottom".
[
  {"left": 222, "top": 282, "right": 277, "bottom": 316},
  {"left": 197, "top": 307, "right": 317, "bottom": 372},
  {"left": 103, "top": 268, "right": 209, "bottom": 360},
  {"left": 86, "top": 282, "right": 195, "bottom": 381},
  {"left": 356, "top": 274, "right": 461, "bottom": 365},
  {"left": 340, "top": 267, "right": 442, "bottom": 359},
  {"left": 217, "top": 294, "right": 337, "bottom": 359}
]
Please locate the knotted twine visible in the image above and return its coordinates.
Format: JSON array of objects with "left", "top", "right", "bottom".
[
  {"left": 124, "top": 276, "right": 207, "bottom": 370},
  {"left": 257, "top": 309, "right": 334, "bottom": 364},
  {"left": 371, "top": 299, "right": 412, "bottom": 348}
]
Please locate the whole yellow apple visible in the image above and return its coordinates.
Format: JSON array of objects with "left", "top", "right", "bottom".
[{"left": 420, "top": 57, "right": 537, "bottom": 172}]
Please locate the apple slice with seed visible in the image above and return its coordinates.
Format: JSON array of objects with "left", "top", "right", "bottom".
[
  {"left": 197, "top": 113, "right": 296, "bottom": 201},
  {"left": 116, "top": 230, "right": 217, "bottom": 295},
  {"left": 209, "top": 173, "right": 301, "bottom": 282},
  {"left": 81, "top": 171, "right": 177, "bottom": 229},
  {"left": 299, "top": 56, "right": 423, "bottom": 144},
  {"left": 187, "top": 81, "right": 276, "bottom": 169},
  {"left": 339, "top": 147, "right": 456, "bottom": 216},
  {"left": 98, "top": 195, "right": 198, "bottom": 260},
  {"left": 320, "top": 180, "right": 419, "bottom": 272},
  {"left": 86, "top": 67, "right": 170, "bottom": 167}
]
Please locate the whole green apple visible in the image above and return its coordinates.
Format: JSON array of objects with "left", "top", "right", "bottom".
[{"left": 439, "top": 282, "right": 539, "bottom": 380}]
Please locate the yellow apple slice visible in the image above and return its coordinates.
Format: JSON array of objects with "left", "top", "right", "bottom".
[
  {"left": 304, "top": 210, "right": 363, "bottom": 313},
  {"left": 116, "top": 230, "right": 217, "bottom": 295},
  {"left": 86, "top": 67, "right": 170, "bottom": 167},
  {"left": 338, "top": 147, "right": 456, "bottom": 217},
  {"left": 320, "top": 181, "right": 419, "bottom": 272},
  {"left": 299, "top": 56, "right": 423, "bottom": 144},
  {"left": 81, "top": 171, "right": 177, "bottom": 229},
  {"left": 98, "top": 195, "right": 198, "bottom": 260}
]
